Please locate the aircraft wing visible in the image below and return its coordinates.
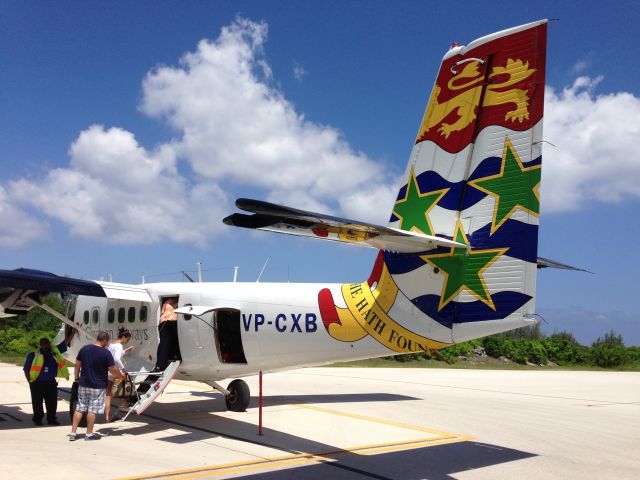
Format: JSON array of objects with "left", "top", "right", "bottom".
[
  {"left": 0, "top": 268, "right": 105, "bottom": 316},
  {"left": 223, "top": 198, "right": 467, "bottom": 253}
]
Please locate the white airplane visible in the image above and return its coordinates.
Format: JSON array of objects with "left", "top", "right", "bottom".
[{"left": 1, "top": 19, "right": 577, "bottom": 417}]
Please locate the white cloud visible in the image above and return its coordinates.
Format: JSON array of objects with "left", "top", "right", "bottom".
[
  {"left": 5, "top": 18, "right": 395, "bottom": 248},
  {"left": 542, "top": 76, "right": 640, "bottom": 212},
  {"left": 0, "top": 186, "right": 49, "bottom": 248},
  {"left": 10, "top": 125, "right": 227, "bottom": 246}
]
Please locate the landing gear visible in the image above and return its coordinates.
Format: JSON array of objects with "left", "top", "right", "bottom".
[{"left": 225, "top": 379, "right": 250, "bottom": 412}]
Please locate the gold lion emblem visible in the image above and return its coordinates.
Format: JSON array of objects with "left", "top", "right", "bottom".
[{"left": 417, "top": 58, "right": 536, "bottom": 140}]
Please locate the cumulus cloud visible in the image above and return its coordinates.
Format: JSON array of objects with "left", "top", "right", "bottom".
[
  {"left": 542, "top": 76, "right": 640, "bottom": 212},
  {"left": 10, "top": 125, "right": 227, "bottom": 246},
  {"left": 0, "top": 186, "right": 49, "bottom": 248},
  {"left": 139, "top": 18, "right": 391, "bottom": 214},
  {"left": 4, "top": 18, "right": 395, "bottom": 248}
]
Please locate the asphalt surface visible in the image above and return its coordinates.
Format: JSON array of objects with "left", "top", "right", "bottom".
[{"left": 1, "top": 363, "right": 638, "bottom": 479}]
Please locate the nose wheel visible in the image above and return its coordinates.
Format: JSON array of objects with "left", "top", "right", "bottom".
[{"left": 225, "top": 379, "right": 250, "bottom": 412}]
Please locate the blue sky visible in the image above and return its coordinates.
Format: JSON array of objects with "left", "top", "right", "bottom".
[{"left": 2, "top": 1, "right": 639, "bottom": 345}]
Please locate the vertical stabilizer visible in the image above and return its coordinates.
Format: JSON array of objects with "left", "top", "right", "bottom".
[
  {"left": 386, "top": 20, "right": 547, "bottom": 342},
  {"left": 317, "top": 21, "right": 548, "bottom": 352}
]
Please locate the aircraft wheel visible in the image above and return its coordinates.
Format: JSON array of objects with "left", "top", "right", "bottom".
[{"left": 225, "top": 379, "right": 250, "bottom": 412}]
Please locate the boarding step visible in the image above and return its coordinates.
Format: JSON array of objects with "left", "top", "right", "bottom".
[{"left": 122, "top": 360, "right": 181, "bottom": 421}]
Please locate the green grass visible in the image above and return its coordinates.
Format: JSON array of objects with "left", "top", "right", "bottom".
[{"left": 0, "top": 354, "right": 27, "bottom": 366}]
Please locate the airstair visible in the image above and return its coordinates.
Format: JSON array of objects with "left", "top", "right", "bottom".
[{"left": 121, "top": 360, "right": 181, "bottom": 421}]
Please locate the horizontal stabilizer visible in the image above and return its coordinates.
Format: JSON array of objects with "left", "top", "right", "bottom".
[
  {"left": 537, "top": 257, "right": 592, "bottom": 273},
  {"left": 223, "top": 198, "right": 467, "bottom": 253}
]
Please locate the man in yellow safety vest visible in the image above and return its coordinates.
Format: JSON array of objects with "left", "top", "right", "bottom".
[{"left": 23, "top": 337, "right": 70, "bottom": 426}]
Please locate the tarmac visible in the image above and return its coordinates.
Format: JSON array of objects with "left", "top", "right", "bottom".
[{"left": 1, "top": 362, "right": 639, "bottom": 479}]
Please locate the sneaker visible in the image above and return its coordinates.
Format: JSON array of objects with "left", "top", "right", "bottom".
[
  {"left": 68, "top": 433, "right": 78, "bottom": 442},
  {"left": 33, "top": 419, "right": 43, "bottom": 426},
  {"left": 85, "top": 433, "right": 101, "bottom": 441}
]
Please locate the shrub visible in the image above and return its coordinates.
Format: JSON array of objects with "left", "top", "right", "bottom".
[
  {"left": 524, "top": 340, "right": 548, "bottom": 365},
  {"left": 591, "top": 330, "right": 629, "bottom": 368},
  {"left": 544, "top": 331, "right": 589, "bottom": 365},
  {"left": 482, "top": 335, "right": 513, "bottom": 359},
  {"left": 439, "top": 340, "right": 479, "bottom": 362}
]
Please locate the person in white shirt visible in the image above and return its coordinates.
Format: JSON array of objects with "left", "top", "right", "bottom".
[{"left": 105, "top": 328, "right": 134, "bottom": 422}]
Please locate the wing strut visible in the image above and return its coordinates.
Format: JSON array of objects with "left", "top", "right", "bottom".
[{"left": 23, "top": 296, "right": 96, "bottom": 341}]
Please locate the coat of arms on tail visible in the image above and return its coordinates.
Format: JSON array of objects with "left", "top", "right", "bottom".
[{"left": 319, "top": 20, "right": 547, "bottom": 350}]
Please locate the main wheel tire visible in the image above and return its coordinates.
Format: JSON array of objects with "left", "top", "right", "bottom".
[{"left": 225, "top": 379, "right": 250, "bottom": 412}]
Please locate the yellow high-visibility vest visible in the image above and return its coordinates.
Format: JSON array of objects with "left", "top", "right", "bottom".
[{"left": 29, "top": 344, "right": 69, "bottom": 382}]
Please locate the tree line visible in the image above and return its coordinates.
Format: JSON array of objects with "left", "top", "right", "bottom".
[{"left": 391, "top": 324, "right": 640, "bottom": 369}]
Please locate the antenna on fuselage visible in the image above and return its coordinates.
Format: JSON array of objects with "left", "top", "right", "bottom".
[
  {"left": 256, "top": 258, "right": 270, "bottom": 283},
  {"left": 181, "top": 271, "right": 195, "bottom": 282},
  {"left": 233, "top": 266, "right": 239, "bottom": 282}
]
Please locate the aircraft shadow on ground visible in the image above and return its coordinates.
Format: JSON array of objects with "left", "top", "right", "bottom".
[
  {"left": 232, "top": 441, "right": 537, "bottom": 480},
  {"left": 180, "top": 390, "right": 421, "bottom": 407}
]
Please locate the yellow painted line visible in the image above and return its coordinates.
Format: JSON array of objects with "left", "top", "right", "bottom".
[
  {"left": 295, "top": 403, "right": 460, "bottom": 437},
  {"left": 115, "top": 435, "right": 470, "bottom": 480}
]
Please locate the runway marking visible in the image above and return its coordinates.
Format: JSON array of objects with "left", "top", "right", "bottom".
[
  {"left": 295, "top": 403, "right": 461, "bottom": 437},
  {"left": 114, "top": 383, "right": 471, "bottom": 480},
  {"left": 115, "top": 435, "right": 470, "bottom": 480}
]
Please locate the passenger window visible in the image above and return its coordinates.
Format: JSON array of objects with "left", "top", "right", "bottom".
[
  {"left": 83, "top": 311, "right": 89, "bottom": 325},
  {"left": 108, "top": 308, "right": 115, "bottom": 324},
  {"left": 118, "top": 308, "right": 125, "bottom": 324},
  {"left": 128, "top": 306, "right": 136, "bottom": 323},
  {"left": 140, "top": 306, "right": 147, "bottom": 322},
  {"left": 91, "top": 308, "right": 99, "bottom": 324}
]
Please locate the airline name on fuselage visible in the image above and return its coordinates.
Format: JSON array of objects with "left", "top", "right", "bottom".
[{"left": 242, "top": 313, "right": 318, "bottom": 333}]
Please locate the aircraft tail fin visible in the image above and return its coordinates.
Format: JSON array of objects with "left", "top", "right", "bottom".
[{"left": 383, "top": 20, "right": 547, "bottom": 343}]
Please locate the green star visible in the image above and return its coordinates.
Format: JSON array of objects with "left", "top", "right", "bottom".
[
  {"left": 468, "top": 136, "right": 541, "bottom": 235},
  {"left": 421, "top": 222, "right": 507, "bottom": 311},
  {"left": 392, "top": 167, "right": 448, "bottom": 235}
]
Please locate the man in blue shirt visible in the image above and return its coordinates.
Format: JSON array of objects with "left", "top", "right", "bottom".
[
  {"left": 69, "top": 331, "right": 125, "bottom": 441},
  {"left": 23, "top": 337, "right": 69, "bottom": 426}
]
